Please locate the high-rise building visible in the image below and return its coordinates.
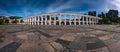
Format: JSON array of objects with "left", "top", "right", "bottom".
[
  {"left": 98, "top": 12, "right": 106, "bottom": 18},
  {"left": 106, "top": 9, "right": 118, "bottom": 18},
  {"left": 88, "top": 11, "right": 96, "bottom": 16}
]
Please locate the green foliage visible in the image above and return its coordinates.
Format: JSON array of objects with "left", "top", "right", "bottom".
[
  {"left": 4, "top": 19, "right": 9, "bottom": 24},
  {"left": 9, "top": 16, "right": 22, "bottom": 19},
  {"left": 20, "top": 19, "right": 24, "bottom": 23},
  {"left": 0, "top": 16, "right": 10, "bottom": 25},
  {"left": 0, "top": 18, "right": 4, "bottom": 24},
  {"left": 98, "top": 12, "right": 120, "bottom": 24},
  {"left": 12, "top": 19, "right": 18, "bottom": 24},
  {"left": 0, "top": 16, "right": 23, "bottom": 25},
  {"left": 99, "top": 18, "right": 110, "bottom": 24}
]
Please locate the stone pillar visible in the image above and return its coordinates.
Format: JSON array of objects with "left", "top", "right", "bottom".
[
  {"left": 29, "top": 19, "right": 30, "bottom": 25},
  {"left": 74, "top": 16, "right": 76, "bottom": 25},
  {"left": 30, "top": 17, "right": 31, "bottom": 25},
  {"left": 34, "top": 17, "right": 36, "bottom": 25},
  {"left": 27, "top": 19, "right": 28, "bottom": 24},
  {"left": 26, "top": 19, "right": 27, "bottom": 24},
  {"left": 92, "top": 18, "right": 94, "bottom": 25},
  {"left": 93, "top": 18, "right": 94, "bottom": 24},
  {"left": 28, "top": 18, "right": 30, "bottom": 25},
  {"left": 28, "top": 19, "right": 29, "bottom": 24},
  {"left": 86, "top": 17, "right": 88, "bottom": 25},
  {"left": 54, "top": 16, "right": 56, "bottom": 25},
  {"left": 95, "top": 18, "right": 98, "bottom": 24},
  {"left": 37, "top": 16, "right": 40, "bottom": 25},
  {"left": 69, "top": 16, "right": 71, "bottom": 25},
  {"left": 49, "top": 15, "right": 51, "bottom": 25},
  {"left": 88, "top": 17, "right": 89, "bottom": 25},
  {"left": 32, "top": 17, "right": 34, "bottom": 25},
  {"left": 25, "top": 19, "right": 27, "bottom": 24},
  {"left": 41, "top": 16, "right": 43, "bottom": 25},
  {"left": 9, "top": 19, "right": 12, "bottom": 24},
  {"left": 29, "top": 17, "right": 31, "bottom": 25},
  {"left": 64, "top": 15, "right": 66, "bottom": 25},
  {"left": 59, "top": 15, "right": 61, "bottom": 25},
  {"left": 96, "top": 18, "right": 98, "bottom": 24},
  {"left": 31, "top": 17, "right": 33, "bottom": 25},
  {"left": 91, "top": 18, "right": 93, "bottom": 25},
  {"left": 78, "top": 16, "right": 81, "bottom": 25},
  {"left": 45, "top": 16, "right": 47, "bottom": 25},
  {"left": 26, "top": 19, "right": 28, "bottom": 24}
]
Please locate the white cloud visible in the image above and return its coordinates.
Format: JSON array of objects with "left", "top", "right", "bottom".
[
  {"left": 106, "top": 0, "right": 120, "bottom": 11},
  {"left": 111, "top": 0, "right": 120, "bottom": 10},
  {"left": 46, "top": 0, "right": 109, "bottom": 13}
]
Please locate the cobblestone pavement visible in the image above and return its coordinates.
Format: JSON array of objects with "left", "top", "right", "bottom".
[{"left": 0, "top": 25, "right": 120, "bottom": 52}]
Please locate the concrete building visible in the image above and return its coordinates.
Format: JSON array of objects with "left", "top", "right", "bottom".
[
  {"left": 23, "top": 12, "right": 101, "bottom": 25},
  {"left": 88, "top": 11, "right": 96, "bottom": 16},
  {"left": 106, "top": 10, "right": 118, "bottom": 18}
]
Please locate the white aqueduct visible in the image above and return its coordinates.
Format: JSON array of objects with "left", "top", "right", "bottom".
[{"left": 23, "top": 12, "right": 101, "bottom": 25}]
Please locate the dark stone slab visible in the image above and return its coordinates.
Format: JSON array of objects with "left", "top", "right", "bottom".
[
  {"left": 0, "top": 42, "right": 21, "bottom": 52},
  {"left": 55, "top": 39, "right": 70, "bottom": 48},
  {"left": 68, "top": 37, "right": 106, "bottom": 50}
]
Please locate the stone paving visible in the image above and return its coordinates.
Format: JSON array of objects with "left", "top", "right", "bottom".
[{"left": 0, "top": 25, "right": 120, "bottom": 52}]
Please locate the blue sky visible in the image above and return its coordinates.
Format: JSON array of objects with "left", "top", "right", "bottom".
[{"left": 0, "top": 0, "right": 119, "bottom": 17}]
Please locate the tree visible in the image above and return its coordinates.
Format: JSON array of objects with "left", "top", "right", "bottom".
[
  {"left": 0, "top": 16, "right": 23, "bottom": 25},
  {"left": 20, "top": 19, "right": 24, "bottom": 23},
  {"left": 99, "top": 18, "right": 110, "bottom": 24},
  {"left": 12, "top": 19, "right": 18, "bottom": 24},
  {"left": 98, "top": 12, "right": 111, "bottom": 24},
  {"left": 9, "top": 16, "right": 22, "bottom": 19},
  {"left": 88, "top": 11, "right": 96, "bottom": 16},
  {"left": 5, "top": 19, "right": 9, "bottom": 24},
  {"left": 9, "top": 16, "right": 23, "bottom": 24},
  {"left": 0, "top": 18, "right": 4, "bottom": 24}
]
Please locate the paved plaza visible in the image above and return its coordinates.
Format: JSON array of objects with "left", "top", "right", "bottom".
[{"left": 0, "top": 25, "right": 120, "bottom": 52}]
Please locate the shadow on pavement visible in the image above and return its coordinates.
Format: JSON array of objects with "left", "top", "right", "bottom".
[
  {"left": 0, "top": 42, "right": 21, "bottom": 52},
  {"left": 55, "top": 39, "right": 70, "bottom": 47}
]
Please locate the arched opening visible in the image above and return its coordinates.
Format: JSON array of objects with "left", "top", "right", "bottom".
[
  {"left": 76, "top": 22, "right": 79, "bottom": 25},
  {"left": 61, "top": 21, "right": 64, "bottom": 25},
  {"left": 56, "top": 21, "right": 59, "bottom": 25},
  {"left": 66, "top": 22, "right": 70, "bottom": 25},
  {"left": 71, "top": 22, "right": 74, "bottom": 25}
]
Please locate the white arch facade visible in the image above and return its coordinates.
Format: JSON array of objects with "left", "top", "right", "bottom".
[{"left": 23, "top": 13, "right": 101, "bottom": 25}]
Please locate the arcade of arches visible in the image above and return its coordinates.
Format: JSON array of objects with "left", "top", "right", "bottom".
[{"left": 23, "top": 13, "right": 101, "bottom": 25}]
